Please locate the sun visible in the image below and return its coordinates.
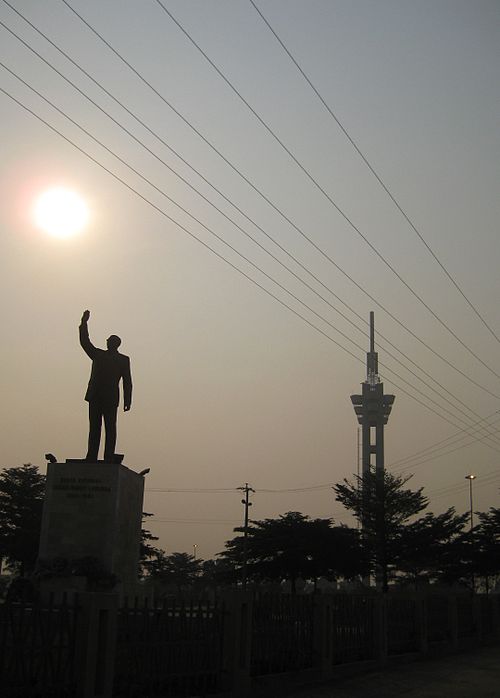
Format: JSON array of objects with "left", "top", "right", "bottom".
[{"left": 34, "top": 187, "right": 89, "bottom": 239}]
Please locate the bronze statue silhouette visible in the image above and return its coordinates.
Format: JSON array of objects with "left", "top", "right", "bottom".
[{"left": 79, "top": 310, "right": 132, "bottom": 462}]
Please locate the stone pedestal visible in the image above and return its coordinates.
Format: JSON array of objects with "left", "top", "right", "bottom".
[{"left": 39, "top": 462, "right": 144, "bottom": 585}]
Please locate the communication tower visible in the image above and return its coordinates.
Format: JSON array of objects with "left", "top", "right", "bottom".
[{"left": 350, "top": 312, "right": 395, "bottom": 478}]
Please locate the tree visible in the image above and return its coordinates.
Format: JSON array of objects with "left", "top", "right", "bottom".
[
  {"left": 334, "top": 471, "right": 428, "bottom": 591},
  {"left": 0, "top": 464, "right": 46, "bottom": 575},
  {"left": 199, "top": 558, "right": 235, "bottom": 591},
  {"left": 396, "top": 508, "right": 468, "bottom": 588},
  {"left": 219, "top": 511, "right": 366, "bottom": 592},
  {"left": 148, "top": 552, "right": 203, "bottom": 593},
  {"left": 472, "top": 508, "right": 500, "bottom": 593},
  {"left": 139, "top": 512, "right": 163, "bottom": 577}
]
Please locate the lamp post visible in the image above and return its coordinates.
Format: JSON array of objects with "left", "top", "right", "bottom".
[
  {"left": 465, "top": 474, "right": 476, "bottom": 534},
  {"left": 465, "top": 474, "right": 476, "bottom": 593},
  {"left": 193, "top": 543, "right": 197, "bottom": 560}
]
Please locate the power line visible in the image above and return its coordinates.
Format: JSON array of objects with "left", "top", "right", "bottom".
[
  {"left": 146, "top": 488, "right": 239, "bottom": 493},
  {"left": 0, "top": 84, "right": 369, "bottom": 358},
  {"left": 1, "top": 70, "right": 497, "bottom": 441},
  {"left": 1, "top": 44, "right": 494, "bottom": 522},
  {"left": 388, "top": 410, "right": 500, "bottom": 469},
  {"left": 4, "top": 58, "right": 500, "bottom": 466},
  {"left": 0, "top": 8, "right": 496, "bottom": 436},
  {"left": 258, "top": 484, "right": 336, "bottom": 493},
  {"left": 6, "top": 8, "right": 500, "bottom": 416},
  {"left": 153, "top": 0, "right": 500, "bottom": 381},
  {"left": 3, "top": 11, "right": 499, "bottom": 431},
  {"left": 146, "top": 483, "right": 341, "bottom": 494},
  {"left": 4, "top": 61, "right": 499, "bottom": 442},
  {"left": 390, "top": 416, "right": 500, "bottom": 474},
  {"left": 249, "top": 0, "right": 500, "bottom": 348},
  {"left": 0, "top": 63, "right": 366, "bottom": 360},
  {"left": 56, "top": 0, "right": 500, "bottom": 395},
  {"left": 393, "top": 434, "right": 500, "bottom": 475},
  {"left": 2, "top": 7, "right": 498, "bottom": 435},
  {"left": 428, "top": 470, "right": 500, "bottom": 503},
  {"left": 2, "top": 73, "right": 490, "bottom": 514}
]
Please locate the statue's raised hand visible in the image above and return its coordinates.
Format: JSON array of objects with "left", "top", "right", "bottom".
[{"left": 81, "top": 310, "right": 90, "bottom": 323}]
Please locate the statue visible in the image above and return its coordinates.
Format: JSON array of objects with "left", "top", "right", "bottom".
[{"left": 79, "top": 310, "right": 132, "bottom": 462}]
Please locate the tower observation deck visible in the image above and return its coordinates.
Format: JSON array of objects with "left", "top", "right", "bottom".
[{"left": 350, "top": 312, "right": 395, "bottom": 478}]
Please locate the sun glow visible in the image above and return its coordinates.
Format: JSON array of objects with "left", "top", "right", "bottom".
[{"left": 34, "top": 187, "right": 89, "bottom": 239}]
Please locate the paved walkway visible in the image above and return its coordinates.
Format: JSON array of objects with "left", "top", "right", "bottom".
[{"left": 272, "top": 646, "right": 500, "bottom": 698}]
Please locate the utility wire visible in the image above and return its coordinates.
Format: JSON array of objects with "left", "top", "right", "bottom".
[
  {"left": 1, "top": 14, "right": 497, "bottom": 440},
  {"left": 429, "top": 470, "right": 500, "bottom": 502},
  {"left": 3, "top": 14, "right": 500, "bottom": 446},
  {"left": 148, "top": 483, "right": 342, "bottom": 494},
  {"left": 154, "top": 0, "right": 500, "bottom": 380},
  {"left": 4, "top": 6, "right": 499, "bottom": 417},
  {"left": 56, "top": 0, "right": 500, "bottom": 393},
  {"left": 389, "top": 414, "right": 500, "bottom": 473},
  {"left": 0, "top": 40, "right": 493, "bottom": 520},
  {"left": 393, "top": 431, "right": 500, "bottom": 475},
  {"left": 3, "top": 60, "right": 498, "bottom": 447},
  {"left": 257, "top": 484, "right": 335, "bottom": 492},
  {"left": 2, "top": 14, "right": 499, "bottom": 443},
  {"left": 388, "top": 410, "right": 500, "bottom": 469},
  {"left": 2, "top": 83, "right": 490, "bottom": 438},
  {"left": 249, "top": 0, "right": 500, "bottom": 348},
  {"left": 2, "top": 12, "right": 498, "bottom": 434},
  {"left": 0, "top": 86, "right": 365, "bottom": 367},
  {"left": 146, "top": 488, "right": 239, "bottom": 493},
  {"left": 429, "top": 469, "right": 500, "bottom": 496}
]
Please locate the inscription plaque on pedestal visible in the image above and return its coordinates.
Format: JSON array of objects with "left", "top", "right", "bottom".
[{"left": 39, "top": 462, "right": 144, "bottom": 584}]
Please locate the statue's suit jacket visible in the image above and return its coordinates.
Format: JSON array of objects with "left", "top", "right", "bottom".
[{"left": 79, "top": 324, "right": 132, "bottom": 408}]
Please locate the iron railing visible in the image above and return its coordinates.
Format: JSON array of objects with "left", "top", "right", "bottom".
[
  {"left": 387, "top": 596, "right": 419, "bottom": 655},
  {"left": 251, "top": 592, "right": 315, "bottom": 676},
  {"left": 427, "top": 594, "right": 451, "bottom": 643},
  {"left": 330, "top": 593, "right": 375, "bottom": 664},
  {"left": 0, "top": 596, "right": 79, "bottom": 697},
  {"left": 456, "top": 595, "right": 476, "bottom": 639},
  {"left": 114, "top": 598, "right": 224, "bottom": 697},
  {"left": 0, "top": 590, "right": 497, "bottom": 695}
]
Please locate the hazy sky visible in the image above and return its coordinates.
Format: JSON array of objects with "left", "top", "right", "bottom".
[{"left": 1, "top": 0, "right": 499, "bottom": 559}]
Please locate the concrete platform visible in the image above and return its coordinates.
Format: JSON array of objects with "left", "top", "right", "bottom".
[{"left": 39, "top": 461, "right": 144, "bottom": 584}]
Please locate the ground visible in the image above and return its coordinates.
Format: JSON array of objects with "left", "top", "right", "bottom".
[{"left": 258, "top": 645, "right": 500, "bottom": 698}]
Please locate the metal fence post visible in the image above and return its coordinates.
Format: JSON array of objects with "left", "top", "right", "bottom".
[
  {"left": 313, "top": 595, "right": 333, "bottom": 679},
  {"left": 493, "top": 595, "right": 500, "bottom": 640},
  {"left": 448, "top": 595, "right": 458, "bottom": 649},
  {"left": 373, "top": 594, "right": 387, "bottom": 664},
  {"left": 473, "top": 595, "right": 483, "bottom": 643},
  {"left": 221, "top": 591, "right": 252, "bottom": 697},
  {"left": 74, "top": 592, "right": 118, "bottom": 698},
  {"left": 416, "top": 594, "right": 428, "bottom": 655}
]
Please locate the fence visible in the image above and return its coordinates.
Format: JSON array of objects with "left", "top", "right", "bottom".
[
  {"left": 0, "top": 594, "right": 79, "bottom": 697},
  {"left": 251, "top": 592, "right": 315, "bottom": 676},
  {"left": 1, "top": 591, "right": 499, "bottom": 697},
  {"left": 114, "top": 598, "right": 225, "bottom": 697}
]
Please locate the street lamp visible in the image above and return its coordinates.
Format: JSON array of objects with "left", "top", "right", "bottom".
[
  {"left": 193, "top": 543, "right": 197, "bottom": 560},
  {"left": 465, "top": 474, "right": 476, "bottom": 594},
  {"left": 465, "top": 474, "right": 476, "bottom": 534}
]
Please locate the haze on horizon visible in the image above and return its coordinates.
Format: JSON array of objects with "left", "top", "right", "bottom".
[{"left": 0, "top": 0, "right": 499, "bottom": 559}]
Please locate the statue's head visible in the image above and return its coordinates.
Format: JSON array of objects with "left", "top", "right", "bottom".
[{"left": 106, "top": 335, "right": 121, "bottom": 351}]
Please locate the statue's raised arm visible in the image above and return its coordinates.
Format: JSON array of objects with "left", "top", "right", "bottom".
[{"left": 79, "top": 309, "right": 97, "bottom": 359}]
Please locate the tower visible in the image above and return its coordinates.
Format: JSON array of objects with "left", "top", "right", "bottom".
[
  {"left": 350, "top": 312, "right": 395, "bottom": 590},
  {"left": 350, "top": 312, "right": 395, "bottom": 479}
]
